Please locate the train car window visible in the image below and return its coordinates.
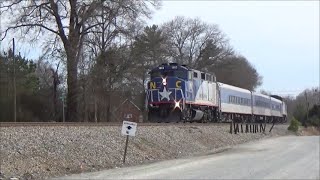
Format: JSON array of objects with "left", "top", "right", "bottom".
[
  {"left": 193, "top": 72, "right": 198, "bottom": 78},
  {"left": 201, "top": 73, "right": 205, "bottom": 80}
]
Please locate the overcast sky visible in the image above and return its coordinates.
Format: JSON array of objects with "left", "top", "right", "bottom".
[{"left": 148, "top": 1, "right": 319, "bottom": 96}]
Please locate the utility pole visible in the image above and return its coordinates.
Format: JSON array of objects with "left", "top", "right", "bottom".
[
  {"left": 13, "top": 38, "right": 16, "bottom": 122},
  {"left": 317, "top": 88, "right": 320, "bottom": 105}
]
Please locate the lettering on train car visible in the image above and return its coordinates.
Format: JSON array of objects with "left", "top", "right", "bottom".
[{"left": 150, "top": 82, "right": 156, "bottom": 89}]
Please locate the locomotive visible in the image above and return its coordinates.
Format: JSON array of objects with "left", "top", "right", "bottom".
[{"left": 145, "top": 63, "right": 287, "bottom": 123}]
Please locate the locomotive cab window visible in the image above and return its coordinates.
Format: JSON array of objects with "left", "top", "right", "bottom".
[
  {"left": 173, "top": 70, "right": 187, "bottom": 79},
  {"left": 193, "top": 72, "right": 198, "bottom": 78},
  {"left": 150, "top": 71, "right": 161, "bottom": 79},
  {"left": 201, "top": 73, "right": 205, "bottom": 80}
]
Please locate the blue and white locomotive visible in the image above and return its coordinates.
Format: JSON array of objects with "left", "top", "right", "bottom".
[{"left": 145, "top": 63, "right": 287, "bottom": 123}]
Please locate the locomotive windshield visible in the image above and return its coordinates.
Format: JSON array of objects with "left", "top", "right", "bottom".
[{"left": 150, "top": 70, "right": 187, "bottom": 79}]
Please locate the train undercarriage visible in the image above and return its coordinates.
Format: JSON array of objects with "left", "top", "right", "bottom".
[
  {"left": 148, "top": 103, "right": 286, "bottom": 124},
  {"left": 147, "top": 103, "right": 220, "bottom": 123}
]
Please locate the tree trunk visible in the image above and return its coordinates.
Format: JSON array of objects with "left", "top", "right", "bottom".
[
  {"left": 106, "top": 93, "right": 111, "bottom": 122},
  {"left": 94, "top": 96, "right": 97, "bottom": 123},
  {"left": 53, "top": 79, "right": 57, "bottom": 120},
  {"left": 66, "top": 52, "right": 78, "bottom": 122},
  {"left": 52, "top": 68, "right": 59, "bottom": 121}
]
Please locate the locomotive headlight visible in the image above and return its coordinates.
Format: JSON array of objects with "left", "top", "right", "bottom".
[
  {"left": 162, "top": 77, "right": 167, "bottom": 86},
  {"left": 174, "top": 100, "right": 180, "bottom": 109}
]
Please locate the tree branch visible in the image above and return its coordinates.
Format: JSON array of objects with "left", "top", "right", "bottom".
[{"left": 1, "top": 24, "right": 59, "bottom": 41}]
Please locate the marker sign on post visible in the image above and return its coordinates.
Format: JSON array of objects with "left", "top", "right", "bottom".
[
  {"left": 121, "top": 120, "right": 137, "bottom": 164},
  {"left": 121, "top": 121, "right": 137, "bottom": 136}
]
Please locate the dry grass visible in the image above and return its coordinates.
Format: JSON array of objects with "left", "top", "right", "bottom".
[{"left": 298, "top": 126, "right": 320, "bottom": 136}]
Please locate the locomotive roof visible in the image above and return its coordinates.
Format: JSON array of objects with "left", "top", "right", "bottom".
[
  {"left": 270, "top": 95, "right": 283, "bottom": 101},
  {"left": 271, "top": 97, "right": 282, "bottom": 103},
  {"left": 150, "top": 63, "right": 189, "bottom": 73},
  {"left": 150, "top": 63, "right": 215, "bottom": 76}
]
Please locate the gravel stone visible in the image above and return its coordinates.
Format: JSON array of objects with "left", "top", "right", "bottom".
[{"left": 0, "top": 124, "right": 290, "bottom": 179}]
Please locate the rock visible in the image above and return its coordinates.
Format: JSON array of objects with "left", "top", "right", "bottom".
[
  {"left": 0, "top": 172, "right": 5, "bottom": 180},
  {"left": 21, "top": 172, "right": 33, "bottom": 180}
]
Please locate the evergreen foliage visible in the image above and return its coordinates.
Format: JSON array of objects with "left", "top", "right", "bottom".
[{"left": 288, "top": 117, "right": 301, "bottom": 132}]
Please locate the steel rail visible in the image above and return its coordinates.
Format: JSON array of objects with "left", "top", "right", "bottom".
[{"left": 0, "top": 122, "right": 231, "bottom": 127}]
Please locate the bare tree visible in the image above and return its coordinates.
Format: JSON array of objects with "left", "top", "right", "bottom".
[
  {"left": 161, "top": 16, "right": 232, "bottom": 68},
  {"left": 212, "top": 55, "right": 262, "bottom": 90},
  {"left": 50, "top": 62, "right": 60, "bottom": 121},
  {"left": 1, "top": 0, "right": 160, "bottom": 121}
]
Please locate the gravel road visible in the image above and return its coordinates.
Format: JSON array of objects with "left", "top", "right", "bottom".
[{"left": 59, "top": 135, "right": 320, "bottom": 180}]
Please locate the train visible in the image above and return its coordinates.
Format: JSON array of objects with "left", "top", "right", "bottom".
[{"left": 145, "top": 63, "right": 287, "bottom": 123}]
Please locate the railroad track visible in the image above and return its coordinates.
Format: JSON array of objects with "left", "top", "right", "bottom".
[{"left": 0, "top": 122, "right": 231, "bottom": 127}]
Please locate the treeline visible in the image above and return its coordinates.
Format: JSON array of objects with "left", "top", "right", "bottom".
[
  {"left": 1, "top": 1, "right": 261, "bottom": 122},
  {"left": 285, "top": 88, "right": 320, "bottom": 127}
]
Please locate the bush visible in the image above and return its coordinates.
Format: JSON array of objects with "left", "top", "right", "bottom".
[{"left": 288, "top": 117, "right": 301, "bottom": 132}]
